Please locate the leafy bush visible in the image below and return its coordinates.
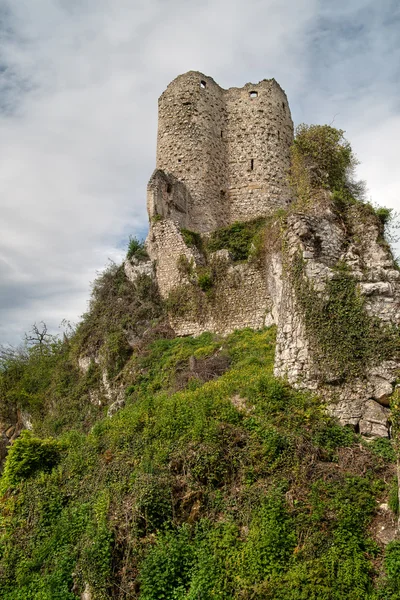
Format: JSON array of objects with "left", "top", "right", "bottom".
[
  {"left": 75, "top": 263, "right": 163, "bottom": 374},
  {"left": 291, "top": 124, "right": 364, "bottom": 205},
  {"left": 374, "top": 206, "right": 393, "bottom": 226},
  {"left": 1, "top": 431, "right": 63, "bottom": 488},
  {"left": 126, "top": 236, "right": 148, "bottom": 261},
  {"left": 197, "top": 268, "right": 213, "bottom": 292},
  {"left": 383, "top": 541, "right": 400, "bottom": 593},
  {"left": 180, "top": 228, "right": 203, "bottom": 252},
  {"left": 368, "top": 438, "right": 396, "bottom": 462},
  {"left": 207, "top": 218, "right": 265, "bottom": 262}
]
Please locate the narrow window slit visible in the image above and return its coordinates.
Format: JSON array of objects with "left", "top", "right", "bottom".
[
  {"left": 250, "top": 159, "right": 254, "bottom": 170},
  {"left": 200, "top": 80, "right": 206, "bottom": 89}
]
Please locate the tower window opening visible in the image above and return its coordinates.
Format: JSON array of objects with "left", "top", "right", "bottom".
[
  {"left": 166, "top": 184, "right": 172, "bottom": 193},
  {"left": 250, "top": 159, "right": 254, "bottom": 170},
  {"left": 282, "top": 101, "right": 285, "bottom": 110},
  {"left": 221, "top": 130, "right": 223, "bottom": 138},
  {"left": 200, "top": 80, "right": 206, "bottom": 89},
  {"left": 178, "top": 158, "right": 182, "bottom": 163},
  {"left": 249, "top": 91, "right": 258, "bottom": 99}
]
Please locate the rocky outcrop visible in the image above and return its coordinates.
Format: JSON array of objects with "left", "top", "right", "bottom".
[{"left": 273, "top": 203, "right": 400, "bottom": 438}]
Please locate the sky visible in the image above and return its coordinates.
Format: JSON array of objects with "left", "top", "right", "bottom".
[{"left": 0, "top": 0, "right": 399, "bottom": 345}]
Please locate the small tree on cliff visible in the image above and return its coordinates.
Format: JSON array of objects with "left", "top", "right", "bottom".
[{"left": 290, "top": 124, "right": 366, "bottom": 207}]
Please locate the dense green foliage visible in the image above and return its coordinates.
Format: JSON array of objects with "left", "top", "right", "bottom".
[
  {"left": 0, "top": 335, "right": 104, "bottom": 436},
  {"left": 180, "top": 228, "right": 203, "bottom": 253},
  {"left": 126, "top": 237, "right": 149, "bottom": 261},
  {"left": 206, "top": 218, "right": 265, "bottom": 262},
  {"left": 290, "top": 124, "right": 365, "bottom": 208},
  {"left": 0, "top": 262, "right": 164, "bottom": 436},
  {"left": 0, "top": 327, "right": 397, "bottom": 599},
  {"left": 1, "top": 123, "right": 399, "bottom": 599},
  {"left": 75, "top": 263, "right": 162, "bottom": 374}
]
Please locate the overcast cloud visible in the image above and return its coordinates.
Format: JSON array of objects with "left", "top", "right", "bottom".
[{"left": 0, "top": 0, "right": 399, "bottom": 344}]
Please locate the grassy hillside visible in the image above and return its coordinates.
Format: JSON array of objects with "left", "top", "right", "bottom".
[{"left": 0, "top": 324, "right": 399, "bottom": 599}]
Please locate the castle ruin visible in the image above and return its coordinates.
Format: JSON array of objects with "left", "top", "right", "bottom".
[
  {"left": 148, "top": 71, "right": 293, "bottom": 233},
  {"left": 140, "top": 71, "right": 400, "bottom": 439}
]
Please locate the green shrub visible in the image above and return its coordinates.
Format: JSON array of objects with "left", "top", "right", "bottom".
[
  {"left": 384, "top": 541, "right": 400, "bottom": 589},
  {"left": 1, "top": 431, "right": 63, "bottom": 488},
  {"left": 374, "top": 206, "right": 393, "bottom": 227},
  {"left": 180, "top": 228, "right": 203, "bottom": 252},
  {"left": 239, "top": 490, "right": 296, "bottom": 585},
  {"left": 126, "top": 236, "right": 148, "bottom": 261},
  {"left": 368, "top": 438, "right": 396, "bottom": 462},
  {"left": 139, "top": 525, "right": 195, "bottom": 599},
  {"left": 197, "top": 269, "right": 213, "bottom": 292},
  {"left": 291, "top": 124, "right": 363, "bottom": 205},
  {"left": 313, "top": 422, "right": 355, "bottom": 453},
  {"left": 207, "top": 219, "right": 265, "bottom": 262}
]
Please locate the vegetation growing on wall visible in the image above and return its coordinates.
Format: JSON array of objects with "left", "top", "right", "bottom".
[
  {"left": 291, "top": 257, "right": 399, "bottom": 382},
  {"left": 168, "top": 219, "right": 269, "bottom": 320},
  {"left": 206, "top": 218, "right": 266, "bottom": 262}
]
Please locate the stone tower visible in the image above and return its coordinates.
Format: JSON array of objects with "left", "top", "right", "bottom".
[{"left": 148, "top": 71, "right": 294, "bottom": 233}]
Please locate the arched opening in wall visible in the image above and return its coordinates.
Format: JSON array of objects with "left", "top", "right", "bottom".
[
  {"left": 200, "top": 80, "right": 206, "bottom": 89},
  {"left": 249, "top": 91, "right": 258, "bottom": 99},
  {"left": 277, "top": 131, "right": 280, "bottom": 141},
  {"left": 178, "top": 159, "right": 182, "bottom": 163},
  {"left": 250, "top": 159, "right": 254, "bottom": 170},
  {"left": 282, "top": 102, "right": 285, "bottom": 110},
  {"left": 166, "top": 184, "right": 172, "bottom": 194}
]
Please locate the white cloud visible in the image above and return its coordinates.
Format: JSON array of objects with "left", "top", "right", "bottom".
[{"left": 0, "top": 0, "right": 399, "bottom": 343}]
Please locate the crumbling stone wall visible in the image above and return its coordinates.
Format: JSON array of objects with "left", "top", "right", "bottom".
[
  {"left": 169, "top": 257, "right": 272, "bottom": 337},
  {"left": 273, "top": 204, "right": 400, "bottom": 438},
  {"left": 155, "top": 71, "right": 293, "bottom": 233}
]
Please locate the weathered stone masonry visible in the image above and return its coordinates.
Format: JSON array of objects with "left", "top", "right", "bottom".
[{"left": 151, "top": 70, "right": 293, "bottom": 233}]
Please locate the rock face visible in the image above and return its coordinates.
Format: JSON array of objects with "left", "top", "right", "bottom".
[
  {"left": 145, "top": 71, "right": 400, "bottom": 438},
  {"left": 272, "top": 203, "right": 400, "bottom": 438}
]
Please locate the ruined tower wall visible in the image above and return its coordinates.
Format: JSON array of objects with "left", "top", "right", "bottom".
[
  {"left": 156, "top": 72, "right": 228, "bottom": 232},
  {"left": 224, "top": 80, "right": 293, "bottom": 222},
  {"left": 155, "top": 71, "right": 294, "bottom": 233}
]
